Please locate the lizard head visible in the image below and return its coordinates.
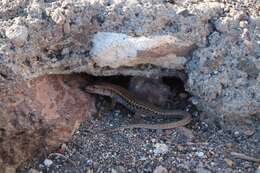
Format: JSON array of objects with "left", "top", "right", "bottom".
[{"left": 85, "top": 83, "right": 112, "bottom": 97}]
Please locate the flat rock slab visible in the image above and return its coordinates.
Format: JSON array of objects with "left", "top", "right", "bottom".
[{"left": 90, "top": 32, "right": 196, "bottom": 69}]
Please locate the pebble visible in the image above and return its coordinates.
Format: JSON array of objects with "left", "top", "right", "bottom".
[
  {"left": 195, "top": 167, "right": 211, "bottom": 173},
  {"left": 28, "top": 168, "right": 41, "bottom": 173},
  {"left": 196, "top": 151, "right": 205, "bottom": 158},
  {"left": 256, "top": 165, "right": 260, "bottom": 173},
  {"left": 5, "top": 24, "right": 28, "bottom": 47},
  {"left": 151, "top": 138, "right": 156, "bottom": 143},
  {"left": 43, "top": 159, "right": 53, "bottom": 167},
  {"left": 153, "top": 143, "right": 169, "bottom": 155},
  {"left": 51, "top": 8, "right": 66, "bottom": 25},
  {"left": 244, "top": 129, "right": 255, "bottom": 137},
  {"left": 153, "top": 165, "right": 168, "bottom": 173},
  {"left": 86, "top": 169, "right": 94, "bottom": 173},
  {"left": 201, "top": 121, "right": 209, "bottom": 132},
  {"left": 139, "top": 156, "right": 147, "bottom": 161},
  {"left": 111, "top": 168, "right": 118, "bottom": 173},
  {"left": 111, "top": 166, "right": 125, "bottom": 173},
  {"left": 234, "top": 131, "right": 240, "bottom": 137}
]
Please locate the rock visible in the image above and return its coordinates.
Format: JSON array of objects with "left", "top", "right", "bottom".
[
  {"left": 256, "top": 165, "right": 260, "bottom": 173},
  {"left": 234, "top": 131, "right": 240, "bottom": 137},
  {"left": 0, "top": 75, "right": 96, "bottom": 171},
  {"left": 196, "top": 151, "right": 205, "bottom": 158},
  {"left": 86, "top": 169, "right": 94, "bottom": 173},
  {"left": 90, "top": 32, "right": 196, "bottom": 69},
  {"left": 50, "top": 8, "right": 66, "bottom": 25},
  {"left": 0, "top": 0, "right": 259, "bottom": 171},
  {"left": 28, "top": 168, "right": 41, "bottom": 173},
  {"left": 195, "top": 167, "right": 211, "bottom": 173},
  {"left": 5, "top": 24, "right": 28, "bottom": 47},
  {"left": 111, "top": 166, "right": 125, "bottom": 173},
  {"left": 153, "top": 165, "right": 168, "bottom": 173},
  {"left": 153, "top": 143, "right": 169, "bottom": 155},
  {"left": 43, "top": 159, "right": 53, "bottom": 167},
  {"left": 244, "top": 129, "right": 255, "bottom": 137}
]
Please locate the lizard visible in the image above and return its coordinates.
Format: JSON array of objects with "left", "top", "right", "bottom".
[{"left": 85, "top": 82, "right": 192, "bottom": 132}]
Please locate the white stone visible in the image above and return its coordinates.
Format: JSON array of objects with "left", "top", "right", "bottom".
[
  {"left": 196, "top": 151, "right": 205, "bottom": 158},
  {"left": 111, "top": 168, "right": 117, "bottom": 173},
  {"left": 153, "top": 165, "right": 168, "bottom": 173},
  {"left": 195, "top": 167, "right": 211, "bottom": 173},
  {"left": 28, "top": 168, "right": 42, "bottom": 173},
  {"left": 153, "top": 143, "right": 169, "bottom": 155},
  {"left": 256, "top": 165, "right": 260, "bottom": 173},
  {"left": 43, "top": 159, "right": 53, "bottom": 167},
  {"left": 51, "top": 8, "right": 66, "bottom": 25},
  {"left": 5, "top": 24, "right": 28, "bottom": 47},
  {"left": 90, "top": 32, "right": 194, "bottom": 69}
]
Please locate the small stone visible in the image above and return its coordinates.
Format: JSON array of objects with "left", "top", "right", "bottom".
[
  {"left": 43, "top": 159, "right": 53, "bottom": 167},
  {"left": 196, "top": 151, "right": 204, "bottom": 158},
  {"left": 153, "top": 165, "right": 168, "bottom": 173},
  {"left": 153, "top": 143, "right": 169, "bottom": 155},
  {"left": 139, "top": 156, "right": 147, "bottom": 161},
  {"left": 86, "top": 169, "right": 94, "bottom": 173},
  {"left": 111, "top": 166, "right": 125, "bottom": 173},
  {"left": 28, "top": 168, "right": 41, "bottom": 173},
  {"left": 200, "top": 121, "right": 209, "bottom": 132},
  {"left": 256, "top": 165, "right": 260, "bottom": 173},
  {"left": 234, "top": 131, "right": 240, "bottom": 137},
  {"left": 195, "top": 167, "right": 211, "bottom": 173},
  {"left": 224, "top": 158, "right": 235, "bottom": 167},
  {"left": 111, "top": 168, "right": 118, "bottom": 173},
  {"left": 51, "top": 8, "right": 66, "bottom": 25},
  {"left": 244, "top": 129, "right": 255, "bottom": 137},
  {"left": 151, "top": 138, "right": 156, "bottom": 143},
  {"left": 5, "top": 24, "right": 28, "bottom": 47}
]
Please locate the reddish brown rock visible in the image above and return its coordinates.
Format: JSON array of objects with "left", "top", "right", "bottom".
[{"left": 0, "top": 74, "right": 96, "bottom": 172}]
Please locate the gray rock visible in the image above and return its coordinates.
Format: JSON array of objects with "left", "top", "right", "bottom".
[
  {"left": 153, "top": 143, "right": 169, "bottom": 155},
  {"left": 43, "top": 159, "right": 53, "bottom": 167},
  {"left": 195, "top": 167, "right": 211, "bottom": 173},
  {"left": 153, "top": 165, "right": 168, "bottom": 173}
]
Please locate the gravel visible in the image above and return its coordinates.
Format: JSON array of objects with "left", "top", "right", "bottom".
[{"left": 18, "top": 102, "right": 260, "bottom": 173}]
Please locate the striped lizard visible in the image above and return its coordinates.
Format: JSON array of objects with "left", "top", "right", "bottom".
[{"left": 85, "top": 82, "right": 192, "bottom": 131}]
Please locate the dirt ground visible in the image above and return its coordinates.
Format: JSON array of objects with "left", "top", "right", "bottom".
[{"left": 18, "top": 92, "right": 260, "bottom": 173}]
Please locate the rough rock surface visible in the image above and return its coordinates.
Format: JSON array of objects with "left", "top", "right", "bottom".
[
  {"left": 0, "top": 74, "right": 96, "bottom": 172},
  {"left": 0, "top": 0, "right": 258, "bottom": 118},
  {"left": 0, "top": 0, "right": 259, "bottom": 171}
]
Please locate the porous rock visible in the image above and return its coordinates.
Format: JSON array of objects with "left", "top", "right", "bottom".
[{"left": 0, "top": 0, "right": 259, "bottom": 171}]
